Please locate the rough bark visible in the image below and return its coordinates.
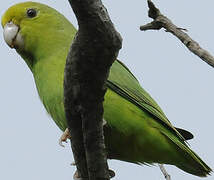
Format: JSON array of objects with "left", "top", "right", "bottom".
[
  {"left": 140, "top": 0, "right": 214, "bottom": 68},
  {"left": 64, "top": 0, "right": 122, "bottom": 180}
]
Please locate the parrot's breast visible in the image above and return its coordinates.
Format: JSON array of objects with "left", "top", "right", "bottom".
[{"left": 32, "top": 54, "right": 67, "bottom": 131}]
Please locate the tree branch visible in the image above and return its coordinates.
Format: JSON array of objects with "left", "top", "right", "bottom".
[
  {"left": 64, "top": 0, "right": 122, "bottom": 179},
  {"left": 140, "top": 0, "right": 214, "bottom": 68},
  {"left": 158, "top": 164, "right": 171, "bottom": 180}
]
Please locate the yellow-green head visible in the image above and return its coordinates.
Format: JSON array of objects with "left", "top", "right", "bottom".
[{"left": 2, "top": 1, "right": 75, "bottom": 69}]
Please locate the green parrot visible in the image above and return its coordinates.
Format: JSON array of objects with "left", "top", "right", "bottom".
[{"left": 2, "top": 1, "right": 212, "bottom": 177}]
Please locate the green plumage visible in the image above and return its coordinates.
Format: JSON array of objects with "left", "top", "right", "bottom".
[{"left": 2, "top": 2, "right": 212, "bottom": 177}]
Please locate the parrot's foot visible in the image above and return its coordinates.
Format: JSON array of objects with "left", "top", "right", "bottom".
[
  {"left": 59, "top": 128, "right": 71, "bottom": 147},
  {"left": 73, "top": 170, "right": 85, "bottom": 180},
  {"left": 108, "top": 169, "right": 115, "bottom": 178},
  {"left": 73, "top": 169, "right": 115, "bottom": 179},
  {"left": 71, "top": 161, "right": 76, "bottom": 166}
]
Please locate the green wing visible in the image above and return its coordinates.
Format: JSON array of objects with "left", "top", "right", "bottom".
[{"left": 107, "top": 60, "right": 185, "bottom": 142}]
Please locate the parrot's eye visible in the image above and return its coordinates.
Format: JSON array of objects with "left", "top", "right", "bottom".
[{"left": 26, "top": 9, "right": 37, "bottom": 18}]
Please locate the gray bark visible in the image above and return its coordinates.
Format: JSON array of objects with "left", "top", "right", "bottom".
[
  {"left": 158, "top": 164, "right": 171, "bottom": 180},
  {"left": 140, "top": 0, "right": 214, "bottom": 68},
  {"left": 64, "top": 0, "right": 122, "bottom": 179}
]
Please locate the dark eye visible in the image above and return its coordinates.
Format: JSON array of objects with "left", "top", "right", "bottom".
[{"left": 27, "top": 9, "right": 37, "bottom": 18}]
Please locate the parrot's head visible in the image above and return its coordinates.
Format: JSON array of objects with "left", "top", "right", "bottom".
[{"left": 2, "top": 1, "right": 75, "bottom": 69}]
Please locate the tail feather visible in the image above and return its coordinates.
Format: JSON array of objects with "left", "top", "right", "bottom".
[{"left": 161, "top": 131, "right": 212, "bottom": 177}]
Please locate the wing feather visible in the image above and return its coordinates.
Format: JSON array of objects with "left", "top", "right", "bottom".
[{"left": 107, "top": 60, "right": 185, "bottom": 141}]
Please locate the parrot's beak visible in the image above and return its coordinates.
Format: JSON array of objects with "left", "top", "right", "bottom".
[{"left": 3, "top": 21, "right": 24, "bottom": 49}]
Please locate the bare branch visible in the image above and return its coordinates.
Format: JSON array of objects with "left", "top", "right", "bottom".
[
  {"left": 158, "top": 164, "right": 171, "bottom": 180},
  {"left": 140, "top": 0, "right": 214, "bottom": 68},
  {"left": 64, "top": 0, "right": 122, "bottom": 180}
]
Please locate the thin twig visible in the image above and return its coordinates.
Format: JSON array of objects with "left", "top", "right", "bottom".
[
  {"left": 140, "top": 0, "right": 214, "bottom": 68},
  {"left": 158, "top": 164, "right": 171, "bottom": 180}
]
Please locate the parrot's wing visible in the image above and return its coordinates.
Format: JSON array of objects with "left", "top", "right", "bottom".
[{"left": 107, "top": 60, "right": 186, "bottom": 142}]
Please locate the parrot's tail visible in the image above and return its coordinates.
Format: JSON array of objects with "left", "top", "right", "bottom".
[
  {"left": 161, "top": 131, "right": 212, "bottom": 177},
  {"left": 175, "top": 149, "right": 212, "bottom": 177}
]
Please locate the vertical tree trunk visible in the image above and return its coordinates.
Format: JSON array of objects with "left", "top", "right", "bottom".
[{"left": 64, "top": 0, "right": 122, "bottom": 179}]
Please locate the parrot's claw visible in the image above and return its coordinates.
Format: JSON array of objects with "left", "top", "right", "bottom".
[
  {"left": 73, "top": 170, "right": 83, "bottom": 180},
  {"left": 71, "top": 161, "right": 76, "bottom": 166},
  {"left": 59, "top": 128, "right": 71, "bottom": 147},
  {"left": 59, "top": 139, "right": 67, "bottom": 147}
]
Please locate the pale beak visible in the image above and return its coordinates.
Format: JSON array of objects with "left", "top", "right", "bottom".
[{"left": 3, "top": 21, "right": 24, "bottom": 49}]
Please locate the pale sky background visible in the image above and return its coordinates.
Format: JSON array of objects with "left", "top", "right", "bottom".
[{"left": 0, "top": 0, "right": 214, "bottom": 180}]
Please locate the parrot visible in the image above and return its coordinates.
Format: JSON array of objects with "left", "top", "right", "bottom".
[{"left": 2, "top": 1, "right": 212, "bottom": 177}]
